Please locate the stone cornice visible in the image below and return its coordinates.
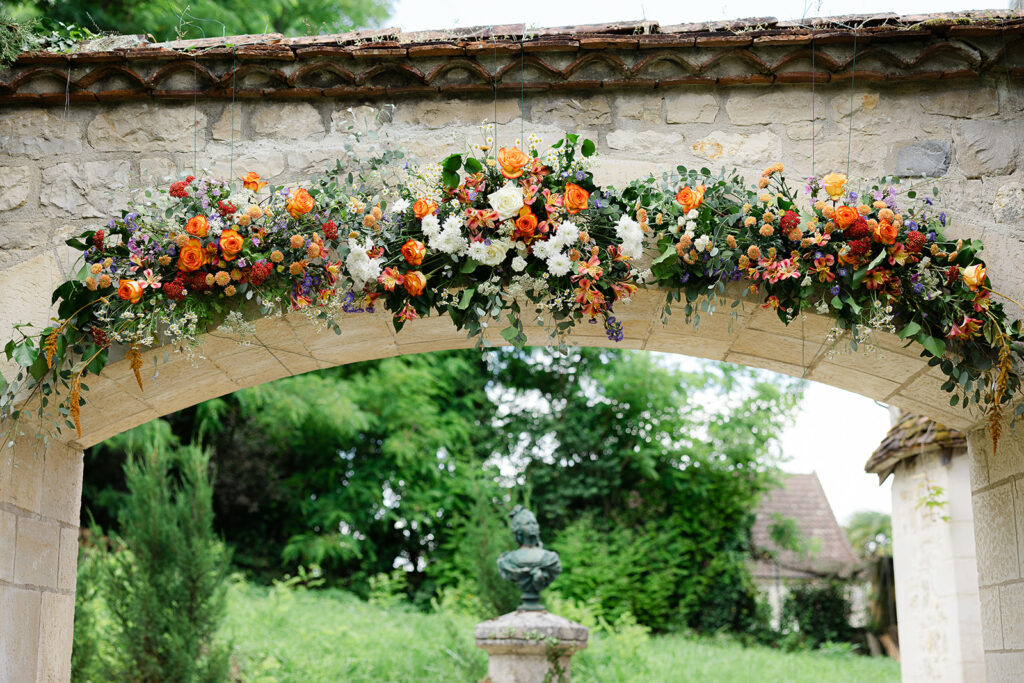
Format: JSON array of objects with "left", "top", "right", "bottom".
[{"left": 1, "top": 11, "right": 1022, "bottom": 105}]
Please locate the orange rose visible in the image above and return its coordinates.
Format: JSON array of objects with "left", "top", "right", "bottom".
[
  {"left": 413, "top": 199, "right": 437, "bottom": 219},
  {"left": 563, "top": 183, "right": 590, "bottom": 215},
  {"left": 515, "top": 208, "right": 538, "bottom": 237},
  {"left": 873, "top": 219, "right": 898, "bottom": 245},
  {"left": 401, "top": 239, "right": 426, "bottom": 266},
  {"left": 404, "top": 270, "right": 427, "bottom": 296},
  {"left": 675, "top": 185, "right": 705, "bottom": 213},
  {"left": 219, "top": 229, "right": 244, "bottom": 261},
  {"left": 497, "top": 147, "right": 531, "bottom": 179},
  {"left": 117, "top": 279, "right": 144, "bottom": 304},
  {"left": 962, "top": 264, "right": 987, "bottom": 291},
  {"left": 185, "top": 215, "right": 209, "bottom": 238},
  {"left": 286, "top": 188, "right": 315, "bottom": 218},
  {"left": 177, "top": 238, "right": 207, "bottom": 272},
  {"left": 834, "top": 206, "right": 859, "bottom": 229},
  {"left": 241, "top": 172, "right": 268, "bottom": 192}
]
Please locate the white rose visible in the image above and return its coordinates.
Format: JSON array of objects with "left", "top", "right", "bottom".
[
  {"left": 488, "top": 182, "right": 525, "bottom": 221},
  {"left": 694, "top": 235, "right": 711, "bottom": 252},
  {"left": 687, "top": 209, "right": 699, "bottom": 219},
  {"left": 512, "top": 256, "right": 527, "bottom": 272}
]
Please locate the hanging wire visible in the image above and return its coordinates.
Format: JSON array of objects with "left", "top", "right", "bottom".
[
  {"left": 846, "top": 29, "right": 858, "bottom": 177},
  {"left": 192, "top": 51, "right": 199, "bottom": 175},
  {"left": 810, "top": 29, "right": 816, "bottom": 177},
  {"left": 520, "top": 38, "right": 525, "bottom": 146},
  {"left": 229, "top": 49, "right": 237, "bottom": 182},
  {"left": 492, "top": 30, "right": 498, "bottom": 153}
]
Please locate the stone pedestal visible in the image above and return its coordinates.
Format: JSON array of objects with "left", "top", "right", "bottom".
[{"left": 475, "top": 611, "right": 588, "bottom": 683}]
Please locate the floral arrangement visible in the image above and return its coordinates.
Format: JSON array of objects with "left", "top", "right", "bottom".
[{"left": 2, "top": 134, "right": 1022, "bottom": 449}]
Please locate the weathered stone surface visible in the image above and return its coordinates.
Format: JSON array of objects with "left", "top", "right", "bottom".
[
  {"left": 665, "top": 92, "right": 718, "bottom": 124},
  {"left": 955, "top": 121, "right": 1019, "bottom": 178},
  {"left": 922, "top": 88, "right": 999, "bottom": 118},
  {"left": 606, "top": 129, "right": 685, "bottom": 156},
  {"left": 0, "top": 109, "right": 82, "bottom": 159},
  {"left": 613, "top": 94, "right": 663, "bottom": 125},
  {"left": 394, "top": 99, "right": 519, "bottom": 129},
  {"left": 0, "top": 510, "right": 14, "bottom": 582},
  {"left": 993, "top": 182, "right": 1024, "bottom": 224},
  {"left": 0, "top": 585, "right": 40, "bottom": 682},
  {"left": 973, "top": 483, "right": 1019, "bottom": 586},
  {"left": 87, "top": 104, "right": 207, "bottom": 152},
  {"left": 726, "top": 90, "right": 814, "bottom": 126},
  {"left": 477, "top": 611, "right": 588, "bottom": 683},
  {"left": 690, "top": 130, "right": 781, "bottom": 166},
  {"left": 0, "top": 166, "right": 33, "bottom": 211},
  {"left": 40, "top": 161, "right": 132, "bottom": 218},
  {"left": 211, "top": 104, "right": 243, "bottom": 141},
  {"left": 786, "top": 121, "right": 825, "bottom": 141},
  {"left": 139, "top": 156, "right": 177, "bottom": 182},
  {"left": 894, "top": 140, "right": 951, "bottom": 177},
  {"left": 332, "top": 104, "right": 389, "bottom": 134},
  {"left": 208, "top": 149, "right": 286, "bottom": 181},
  {"left": 531, "top": 96, "right": 611, "bottom": 128},
  {"left": 36, "top": 592, "right": 74, "bottom": 683},
  {"left": 14, "top": 517, "right": 60, "bottom": 588},
  {"left": 251, "top": 103, "right": 324, "bottom": 138}
]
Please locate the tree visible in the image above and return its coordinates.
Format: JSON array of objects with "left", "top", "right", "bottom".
[
  {"left": 10, "top": 0, "right": 391, "bottom": 42},
  {"left": 845, "top": 510, "right": 892, "bottom": 561}
]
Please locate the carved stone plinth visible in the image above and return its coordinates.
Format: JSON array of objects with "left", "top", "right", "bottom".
[{"left": 475, "top": 611, "right": 588, "bottom": 683}]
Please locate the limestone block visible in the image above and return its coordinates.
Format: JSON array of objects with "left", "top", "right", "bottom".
[
  {"left": 394, "top": 98, "right": 520, "bottom": 129},
  {"left": 726, "top": 89, "right": 815, "bottom": 126},
  {"left": 40, "top": 160, "right": 132, "bottom": 218},
  {"left": 613, "top": 94, "right": 662, "bottom": 126},
  {"left": 87, "top": 104, "right": 207, "bottom": 152},
  {"left": 893, "top": 140, "right": 950, "bottom": 178},
  {"left": 531, "top": 95, "right": 611, "bottom": 128},
  {"left": 14, "top": 517, "right": 60, "bottom": 588},
  {"left": 921, "top": 88, "right": 999, "bottom": 118},
  {"left": 57, "top": 526, "right": 78, "bottom": 591},
  {"left": 954, "top": 120, "right": 1019, "bottom": 178},
  {"left": 665, "top": 92, "right": 718, "bottom": 124},
  {"left": 0, "top": 444, "right": 45, "bottom": 514},
  {"left": 690, "top": 130, "right": 781, "bottom": 166},
  {"left": 207, "top": 149, "right": 286, "bottom": 183},
  {"left": 785, "top": 121, "right": 825, "bottom": 141},
  {"left": 988, "top": 652, "right": 1024, "bottom": 683},
  {"left": 980, "top": 586, "right": 1003, "bottom": 650},
  {"left": 332, "top": 104, "right": 389, "bottom": 134},
  {"left": 0, "top": 166, "right": 33, "bottom": 211},
  {"left": 211, "top": 104, "right": 243, "bottom": 141},
  {"left": 999, "top": 582, "right": 1024, "bottom": 649},
  {"left": 0, "top": 109, "right": 82, "bottom": 159},
  {"left": 0, "top": 509, "right": 14, "bottom": 582},
  {"left": 140, "top": 156, "right": 178, "bottom": 182},
  {"left": 41, "top": 445, "right": 83, "bottom": 525},
  {"left": 476, "top": 611, "right": 588, "bottom": 683},
  {"left": 0, "top": 585, "right": 40, "bottom": 682},
  {"left": 251, "top": 103, "right": 324, "bottom": 138},
  {"left": 605, "top": 130, "right": 685, "bottom": 157},
  {"left": 973, "top": 483, "right": 1019, "bottom": 586},
  {"left": 37, "top": 592, "right": 74, "bottom": 683},
  {"left": 993, "top": 182, "right": 1024, "bottom": 224}
]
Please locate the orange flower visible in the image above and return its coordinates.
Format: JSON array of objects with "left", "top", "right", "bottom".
[
  {"left": 241, "top": 172, "right": 267, "bottom": 192},
  {"left": 962, "top": 264, "right": 987, "bottom": 291},
  {"left": 219, "top": 229, "right": 244, "bottom": 261},
  {"left": 286, "top": 188, "right": 315, "bottom": 218},
  {"left": 404, "top": 270, "right": 427, "bottom": 296},
  {"left": 515, "top": 208, "right": 538, "bottom": 236},
  {"left": 822, "top": 172, "right": 847, "bottom": 201},
  {"left": 185, "top": 215, "right": 209, "bottom": 238},
  {"left": 675, "top": 185, "right": 705, "bottom": 213},
  {"left": 873, "top": 219, "right": 898, "bottom": 245},
  {"left": 834, "top": 206, "right": 860, "bottom": 229},
  {"left": 177, "top": 238, "right": 206, "bottom": 272},
  {"left": 563, "top": 183, "right": 590, "bottom": 215},
  {"left": 401, "top": 239, "right": 426, "bottom": 266},
  {"left": 497, "top": 147, "right": 531, "bottom": 179},
  {"left": 413, "top": 199, "right": 437, "bottom": 219},
  {"left": 117, "top": 279, "right": 144, "bottom": 303}
]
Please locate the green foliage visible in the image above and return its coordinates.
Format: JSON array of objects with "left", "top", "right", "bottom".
[
  {"left": 101, "top": 442, "right": 231, "bottom": 682},
  {"left": 11, "top": 0, "right": 391, "bottom": 41},
  {"left": 780, "top": 581, "right": 853, "bottom": 649},
  {"left": 71, "top": 543, "right": 105, "bottom": 682},
  {"left": 844, "top": 510, "right": 892, "bottom": 560}
]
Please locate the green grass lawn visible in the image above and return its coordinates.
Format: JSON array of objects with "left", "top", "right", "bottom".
[{"left": 220, "top": 582, "right": 901, "bottom": 683}]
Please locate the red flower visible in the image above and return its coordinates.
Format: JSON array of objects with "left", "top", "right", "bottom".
[
  {"left": 779, "top": 210, "right": 800, "bottom": 233},
  {"left": 163, "top": 276, "right": 187, "bottom": 301},
  {"left": 218, "top": 200, "right": 237, "bottom": 215},
  {"left": 185, "top": 271, "right": 213, "bottom": 292},
  {"left": 322, "top": 220, "right": 338, "bottom": 241},
  {"left": 844, "top": 218, "right": 870, "bottom": 240},
  {"left": 89, "top": 326, "right": 110, "bottom": 348},
  {"left": 169, "top": 180, "right": 190, "bottom": 198},
  {"left": 945, "top": 265, "right": 961, "bottom": 287},
  {"left": 906, "top": 230, "right": 927, "bottom": 253},
  {"left": 92, "top": 229, "right": 105, "bottom": 252},
  {"left": 249, "top": 261, "right": 273, "bottom": 286},
  {"left": 849, "top": 239, "right": 870, "bottom": 257}
]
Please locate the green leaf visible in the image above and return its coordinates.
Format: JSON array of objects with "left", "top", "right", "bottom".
[
  {"left": 28, "top": 356, "right": 48, "bottom": 381},
  {"left": 442, "top": 154, "right": 462, "bottom": 172},
  {"left": 651, "top": 245, "right": 676, "bottom": 266},
  {"left": 581, "top": 139, "right": 596, "bottom": 157},
  {"left": 898, "top": 322, "right": 922, "bottom": 339},
  {"left": 12, "top": 342, "right": 36, "bottom": 368},
  {"left": 852, "top": 266, "right": 869, "bottom": 287},
  {"left": 841, "top": 295, "right": 861, "bottom": 314},
  {"left": 500, "top": 326, "right": 520, "bottom": 344},
  {"left": 917, "top": 333, "right": 947, "bottom": 359},
  {"left": 464, "top": 157, "right": 483, "bottom": 174},
  {"left": 866, "top": 249, "right": 886, "bottom": 271},
  {"left": 441, "top": 169, "right": 460, "bottom": 189},
  {"left": 460, "top": 259, "right": 480, "bottom": 274},
  {"left": 830, "top": 296, "right": 843, "bottom": 310},
  {"left": 458, "top": 288, "right": 475, "bottom": 310}
]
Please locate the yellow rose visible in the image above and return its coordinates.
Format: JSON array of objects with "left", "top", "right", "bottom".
[
  {"left": 822, "top": 172, "right": 847, "bottom": 201},
  {"left": 962, "top": 264, "right": 987, "bottom": 291}
]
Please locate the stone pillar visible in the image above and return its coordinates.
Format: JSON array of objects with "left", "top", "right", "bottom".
[
  {"left": 967, "top": 423, "right": 1024, "bottom": 681},
  {"left": 475, "top": 611, "right": 588, "bottom": 683},
  {"left": 0, "top": 436, "right": 83, "bottom": 683},
  {"left": 890, "top": 449, "right": 984, "bottom": 681}
]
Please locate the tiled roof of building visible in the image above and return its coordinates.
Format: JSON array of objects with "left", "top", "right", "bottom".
[
  {"left": 750, "top": 472, "right": 859, "bottom": 580},
  {"left": 864, "top": 412, "right": 966, "bottom": 483},
  {"left": 3, "top": 10, "right": 1022, "bottom": 105}
]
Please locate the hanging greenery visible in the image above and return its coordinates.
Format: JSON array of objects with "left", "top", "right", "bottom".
[{"left": 2, "top": 134, "right": 1022, "bottom": 450}]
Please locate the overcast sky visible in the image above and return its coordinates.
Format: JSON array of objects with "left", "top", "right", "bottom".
[{"left": 384, "top": 0, "right": 1012, "bottom": 523}]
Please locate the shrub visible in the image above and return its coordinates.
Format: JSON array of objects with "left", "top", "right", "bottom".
[{"left": 781, "top": 581, "right": 853, "bottom": 649}]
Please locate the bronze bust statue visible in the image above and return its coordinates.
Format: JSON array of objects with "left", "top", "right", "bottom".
[{"left": 496, "top": 506, "right": 561, "bottom": 611}]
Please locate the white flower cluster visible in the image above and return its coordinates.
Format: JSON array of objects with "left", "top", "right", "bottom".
[
  {"left": 615, "top": 215, "right": 644, "bottom": 260},
  {"left": 426, "top": 214, "right": 469, "bottom": 256},
  {"left": 391, "top": 198, "right": 410, "bottom": 215},
  {"left": 670, "top": 209, "right": 699, "bottom": 236},
  {"left": 467, "top": 238, "right": 512, "bottom": 266},
  {"left": 346, "top": 236, "right": 382, "bottom": 289},
  {"left": 533, "top": 220, "right": 581, "bottom": 277}
]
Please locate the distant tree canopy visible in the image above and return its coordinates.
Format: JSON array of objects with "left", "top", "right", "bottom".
[
  {"left": 85, "top": 348, "right": 805, "bottom": 633},
  {"left": 7, "top": 0, "right": 392, "bottom": 41}
]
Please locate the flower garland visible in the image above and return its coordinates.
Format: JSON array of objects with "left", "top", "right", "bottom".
[{"left": 2, "top": 135, "right": 1022, "bottom": 450}]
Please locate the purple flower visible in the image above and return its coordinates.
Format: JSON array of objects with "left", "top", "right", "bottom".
[
  {"left": 830, "top": 285, "right": 840, "bottom": 296},
  {"left": 575, "top": 171, "right": 586, "bottom": 181},
  {"left": 939, "top": 212, "right": 947, "bottom": 227},
  {"left": 928, "top": 231, "right": 937, "bottom": 242},
  {"left": 847, "top": 191, "right": 858, "bottom": 201},
  {"left": 925, "top": 197, "right": 934, "bottom": 205},
  {"left": 913, "top": 282, "right": 925, "bottom": 295},
  {"left": 604, "top": 316, "right": 624, "bottom": 342},
  {"left": 873, "top": 189, "right": 884, "bottom": 201},
  {"left": 680, "top": 273, "right": 690, "bottom": 284},
  {"left": 838, "top": 267, "right": 848, "bottom": 277}
]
